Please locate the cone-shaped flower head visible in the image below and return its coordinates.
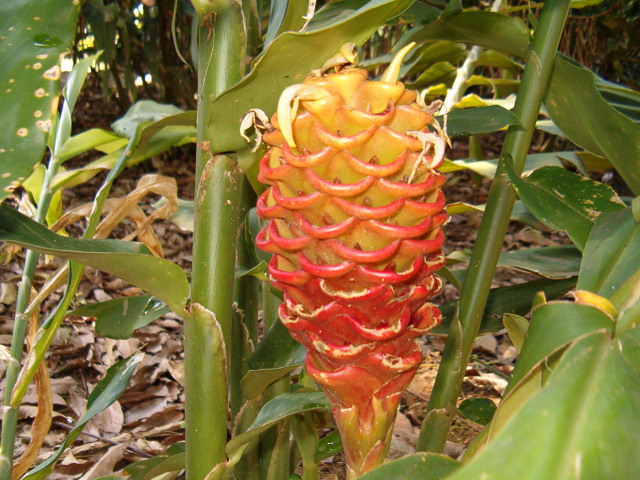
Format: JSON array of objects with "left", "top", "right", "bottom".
[{"left": 257, "top": 48, "right": 447, "bottom": 479}]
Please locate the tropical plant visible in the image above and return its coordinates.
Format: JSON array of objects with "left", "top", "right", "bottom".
[{"left": 1, "top": 1, "right": 639, "bottom": 480}]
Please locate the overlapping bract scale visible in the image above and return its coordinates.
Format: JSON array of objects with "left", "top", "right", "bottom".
[{"left": 257, "top": 67, "right": 447, "bottom": 478}]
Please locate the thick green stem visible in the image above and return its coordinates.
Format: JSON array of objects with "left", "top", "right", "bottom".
[
  {"left": 417, "top": 0, "right": 571, "bottom": 452},
  {"left": 186, "top": 3, "right": 247, "bottom": 480}
]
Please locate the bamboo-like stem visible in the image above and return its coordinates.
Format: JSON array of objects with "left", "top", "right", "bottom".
[
  {"left": 186, "top": 2, "right": 247, "bottom": 479},
  {"left": 417, "top": 0, "right": 572, "bottom": 453}
]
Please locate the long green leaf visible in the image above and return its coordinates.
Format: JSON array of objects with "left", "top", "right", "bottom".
[
  {"left": 0, "top": 0, "right": 79, "bottom": 201},
  {"left": 545, "top": 57, "right": 640, "bottom": 195},
  {"left": 24, "top": 354, "right": 143, "bottom": 480},
  {"left": 506, "top": 302, "right": 614, "bottom": 392},
  {"left": 358, "top": 453, "right": 460, "bottom": 480},
  {"left": 0, "top": 204, "right": 189, "bottom": 313},
  {"left": 398, "top": 11, "right": 529, "bottom": 58},
  {"left": 439, "top": 106, "right": 519, "bottom": 137},
  {"left": 577, "top": 208, "right": 640, "bottom": 300},
  {"left": 506, "top": 165, "right": 625, "bottom": 251}
]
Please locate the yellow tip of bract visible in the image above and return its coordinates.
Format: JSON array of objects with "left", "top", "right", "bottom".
[
  {"left": 380, "top": 42, "right": 416, "bottom": 84},
  {"left": 573, "top": 290, "right": 618, "bottom": 319},
  {"left": 277, "top": 84, "right": 330, "bottom": 148}
]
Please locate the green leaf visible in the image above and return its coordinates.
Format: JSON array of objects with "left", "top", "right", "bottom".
[
  {"left": 388, "top": 2, "right": 440, "bottom": 26},
  {"left": 458, "top": 398, "right": 497, "bottom": 426},
  {"left": 0, "top": 0, "right": 79, "bottom": 202},
  {"left": 433, "top": 277, "right": 577, "bottom": 335},
  {"left": 357, "top": 453, "right": 460, "bottom": 480},
  {"left": 24, "top": 354, "right": 143, "bottom": 479},
  {"left": 447, "top": 245, "right": 581, "bottom": 283},
  {"left": 72, "top": 296, "right": 170, "bottom": 339},
  {"left": 570, "top": 0, "right": 607, "bottom": 7},
  {"left": 505, "top": 165, "right": 625, "bottom": 251},
  {"left": 226, "top": 392, "right": 331, "bottom": 456},
  {"left": 315, "top": 430, "right": 342, "bottom": 462},
  {"left": 578, "top": 208, "right": 640, "bottom": 300},
  {"left": 409, "top": 61, "right": 456, "bottom": 88},
  {"left": 497, "top": 245, "right": 582, "bottom": 279},
  {"left": 57, "top": 128, "right": 126, "bottom": 162},
  {"left": 476, "top": 50, "right": 523, "bottom": 70},
  {"left": 52, "top": 124, "right": 195, "bottom": 190},
  {"left": 545, "top": 57, "right": 640, "bottom": 195},
  {"left": 399, "top": 11, "right": 529, "bottom": 59},
  {"left": 122, "top": 443, "right": 185, "bottom": 480},
  {"left": 235, "top": 260, "right": 268, "bottom": 282},
  {"left": 446, "top": 330, "right": 640, "bottom": 480},
  {"left": 243, "top": 318, "right": 306, "bottom": 399},
  {"left": 503, "top": 313, "right": 528, "bottom": 352},
  {"left": 22, "top": 164, "right": 63, "bottom": 227},
  {"left": 444, "top": 151, "right": 587, "bottom": 179},
  {"left": 207, "top": 0, "right": 413, "bottom": 153},
  {"left": 507, "top": 303, "right": 614, "bottom": 393},
  {"left": 264, "top": 0, "right": 308, "bottom": 47},
  {"left": 438, "top": 106, "right": 519, "bottom": 137},
  {"left": 111, "top": 100, "right": 185, "bottom": 138},
  {"left": 0, "top": 204, "right": 189, "bottom": 314}
]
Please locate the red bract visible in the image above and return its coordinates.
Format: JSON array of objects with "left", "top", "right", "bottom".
[{"left": 257, "top": 63, "right": 447, "bottom": 479}]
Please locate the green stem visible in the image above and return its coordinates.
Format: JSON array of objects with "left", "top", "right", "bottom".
[
  {"left": 231, "top": 180, "right": 260, "bottom": 480},
  {"left": 186, "top": 3, "right": 247, "bottom": 479},
  {"left": 260, "top": 289, "right": 291, "bottom": 480},
  {"left": 0, "top": 158, "right": 63, "bottom": 480},
  {"left": 231, "top": 179, "right": 259, "bottom": 419},
  {"left": 417, "top": 0, "right": 571, "bottom": 452}
]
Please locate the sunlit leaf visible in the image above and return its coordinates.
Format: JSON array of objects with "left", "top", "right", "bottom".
[
  {"left": 0, "top": 0, "right": 79, "bottom": 201},
  {"left": 121, "top": 443, "right": 185, "bottom": 480}
]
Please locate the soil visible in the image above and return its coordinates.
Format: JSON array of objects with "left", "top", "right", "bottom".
[{"left": 0, "top": 83, "right": 574, "bottom": 480}]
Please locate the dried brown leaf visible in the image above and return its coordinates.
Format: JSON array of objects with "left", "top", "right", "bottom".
[
  {"left": 12, "top": 306, "right": 53, "bottom": 480},
  {"left": 51, "top": 174, "right": 178, "bottom": 258},
  {"left": 77, "top": 444, "right": 128, "bottom": 480}
]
